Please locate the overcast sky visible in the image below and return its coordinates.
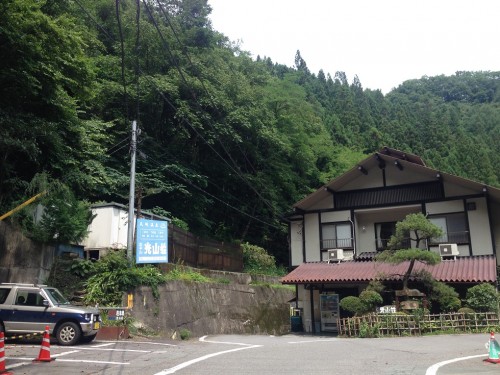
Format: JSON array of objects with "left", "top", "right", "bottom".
[{"left": 208, "top": 0, "right": 500, "bottom": 94}]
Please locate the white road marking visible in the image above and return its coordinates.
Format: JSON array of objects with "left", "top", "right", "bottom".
[
  {"left": 68, "top": 346, "right": 151, "bottom": 353},
  {"left": 6, "top": 362, "right": 29, "bottom": 370},
  {"left": 54, "top": 358, "right": 130, "bottom": 365},
  {"left": 91, "top": 342, "right": 115, "bottom": 347},
  {"left": 153, "top": 345, "right": 262, "bottom": 375},
  {"left": 199, "top": 336, "right": 254, "bottom": 346},
  {"left": 153, "top": 336, "right": 262, "bottom": 374},
  {"left": 288, "top": 339, "right": 339, "bottom": 344},
  {"left": 96, "top": 340, "right": 177, "bottom": 347},
  {"left": 53, "top": 350, "right": 80, "bottom": 357},
  {"left": 425, "top": 354, "right": 487, "bottom": 375}
]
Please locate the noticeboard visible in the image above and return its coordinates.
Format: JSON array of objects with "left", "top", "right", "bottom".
[{"left": 136, "top": 219, "right": 168, "bottom": 264}]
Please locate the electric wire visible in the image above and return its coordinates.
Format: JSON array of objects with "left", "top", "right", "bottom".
[
  {"left": 140, "top": 151, "right": 279, "bottom": 229},
  {"left": 140, "top": 137, "right": 264, "bottom": 216},
  {"left": 69, "top": 0, "right": 283, "bottom": 229},
  {"left": 154, "top": 0, "right": 258, "bottom": 176},
  {"left": 134, "top": 0, "right": 141, "bottom": 121},
  {"left": 141, "top": 0, "right": 276, "bottom": 214},
  {"left": 116, "top": 0, "right": 129, "bottom": 120},
  {"left": 72, "top": 0, "right": 114, "bottom": 41}
]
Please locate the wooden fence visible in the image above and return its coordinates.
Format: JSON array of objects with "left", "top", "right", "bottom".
[
  {"left": 168, "top": 225, "right": 243, "bottom": 272},
  {"left": 338, "top": 312, "right": 500, "bottom": 337}
]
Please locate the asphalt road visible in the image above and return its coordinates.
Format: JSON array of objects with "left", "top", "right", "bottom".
[{"left": 3, "top": 333, "right": 499, "bottom": 374}]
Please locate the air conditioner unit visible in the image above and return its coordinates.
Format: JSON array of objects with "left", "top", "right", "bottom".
[
  {"left": 327, "top": 249, "right": 344, "bottom": 262},
  {"left": 439, "top": 243, "right": 459, "bottom": 257}
]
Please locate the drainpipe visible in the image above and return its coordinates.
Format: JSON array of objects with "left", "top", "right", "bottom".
[{"left": 348, "top": 215, "right": 356, "bottom": 258}]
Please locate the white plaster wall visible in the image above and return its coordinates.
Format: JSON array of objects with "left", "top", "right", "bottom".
[
  {"left": 468, "top": 198, "right": 493, "bottom": 255},
  {"left": 490, "top": 200, "right": 500, "bottom": 265},
  {"left": 81, "top": 206, "right": 130, "bottom": 249},
  {"left": 309, "top": 194, "right": 334, "bottom": 210},
  {"left": 299, "top": 286, "right": 320, "bottom": 333},
  {"left": 290, "top": 221, "right": 304, "bottom": 266},
  {"left": 320, "top": 210, "right": 351, "bottom": 223},
  {"left": 426, "top": 200, "right": 463, "bottom": 215},
  {"left": 340, "top": 169, "right": 384, "bottom": 191},
  {"left": 304, "top": 213, "right": 320, "bottom": 262},
  {"left": 444, "top": 182, "right": 478, "bottom": 198},
  {"left": 384, "top": 167, "right": 433, "bottom": 186}
]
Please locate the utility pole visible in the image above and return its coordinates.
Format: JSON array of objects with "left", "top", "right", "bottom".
[{"left": 127, "top": 120, "right": 137, "bottom": 262}]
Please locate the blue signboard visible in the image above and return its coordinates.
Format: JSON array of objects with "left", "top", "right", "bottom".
[{"left": 136, "top": 219, "right": 168, "bottom": 264}]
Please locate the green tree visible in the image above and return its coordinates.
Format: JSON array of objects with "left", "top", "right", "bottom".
[
  {"left": 466, "top": 283, "right": 498, "bottom": 313},
  {"left": 16, "top": 174, "right": 95, "bottom": 244},
  {"left": 376, "top": 213, "right": 443, "bottom": 291}
]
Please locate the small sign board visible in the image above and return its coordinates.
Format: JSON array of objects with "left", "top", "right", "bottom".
[
  {"left": 108, "top": 309, "right": 125, "bottom": 321},
  {"left": 136, "top": 219, "right": 168, "bottom": 264},
  {"left": 378, "top": 305, "right": 397, "bottom": 314}
]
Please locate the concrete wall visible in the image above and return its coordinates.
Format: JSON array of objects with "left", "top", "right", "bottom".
[
  {"left": 0, "top": 221, "right": 55, "bottom": 284},
  {"left": 131, "top": 281, "right": 294, "bottom": 338}
]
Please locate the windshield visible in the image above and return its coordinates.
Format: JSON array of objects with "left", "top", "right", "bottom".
[{"left": 43, "top": 288, "right": 71, "bottom": 305}]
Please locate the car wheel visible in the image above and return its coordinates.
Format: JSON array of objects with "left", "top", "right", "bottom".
[
  {"left": 80, "top": 333, "right": 97, "bottom": 344},
  {"left": 56, "top": 322, "right": 81, "bottom": 346}
]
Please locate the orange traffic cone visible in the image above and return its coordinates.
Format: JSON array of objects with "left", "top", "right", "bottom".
[
  {"left": 33, "top": 326, "right": 53, "bottom": 363},
  {"left": 0, "top": 331, "right": 13, "bottom": 374},
  {"left": 484, "top": 331, "right": 500, "bottom": 364}
]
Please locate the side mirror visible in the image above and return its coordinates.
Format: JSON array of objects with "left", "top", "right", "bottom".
[{"left": 42, "top": 300, "right": 49, "bottom": 307}]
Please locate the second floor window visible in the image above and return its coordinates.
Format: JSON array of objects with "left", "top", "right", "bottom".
[
  {"left": 321, "top": 223, "right": 352, "bottom": 249},
  {"left": 376, "top": 222, "right": 411, "bottom": 251},
  {"left": 428, "top": 212, "right": 469, "bottom": 244}
]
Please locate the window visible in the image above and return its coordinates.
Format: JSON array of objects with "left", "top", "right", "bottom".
[
  {"left": 321, "top": 223, "right": 352, "bottom": 249},
  {"left": 0, "top": 288, "right": 10, "bottom": 304},
  {"left": 375, "top": 222, "right": 396, "bottom": 251},
  {"left": 429, "top": 212, "right": 468, "bottom": 244},
  {"left": 375, "top": 222, "right": 411, "bottom": 251}
]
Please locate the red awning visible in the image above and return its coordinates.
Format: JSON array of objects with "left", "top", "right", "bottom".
[{"left": 281, "top": 255, "right": 497, "bottom": 284}]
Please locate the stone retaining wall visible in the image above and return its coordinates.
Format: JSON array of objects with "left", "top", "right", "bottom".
[{"left": 130, "top": 281, "right": 294, "bottom": 338}]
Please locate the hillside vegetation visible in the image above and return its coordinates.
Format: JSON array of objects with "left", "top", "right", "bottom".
[{"left": 2, "top": 0, "right": 500, "bottom": 264}]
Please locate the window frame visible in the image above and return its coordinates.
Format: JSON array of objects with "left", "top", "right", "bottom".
[
  {"left": 428, "top": 212, "right": 469, "bottom": 245},
  {"left": 375, "top": 221, "right": 397, "bottom": 251},
  {"left": 320, "top": 221, "right": 353, "bottom": 250}
]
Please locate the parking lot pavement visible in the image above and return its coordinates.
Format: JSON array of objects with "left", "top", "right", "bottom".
[
  {"left": 3, "top": 338, "right": 181, "bottom": 375},
  {"left": 4, "top": 334, "right": 500, "bottom": 375}
]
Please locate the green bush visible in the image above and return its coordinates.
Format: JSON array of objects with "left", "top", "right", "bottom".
[
  {"left": 429, "top": 281, "right": 461, "bottom": 312},
  {"left": 84, "top": 251, "right": 167, "bottom": 305},
  {"left": 458, "top": 307, "right": 475, "bottom": 316},
  {"left": 340, "top": 290, "right": 383, "bottom": 316},
  {"left": 242, "top": 242, "right": 285, "bottom": 276},
  {"left": 366, "top": 280, "right": 385, "bottom": 294},
  {"left": 466, "top": 283, "right": 499, "bottom": 312},
  {"left": 359, "top": 290, "right": 383, "bottom": 311},
  {"left": 179, "top": 328, "right": 191, "bottom": 340},
  {"left": 340, "top": 296, "right": 365, "bottom": 316}
]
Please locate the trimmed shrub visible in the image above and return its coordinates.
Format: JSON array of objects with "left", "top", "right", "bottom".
[
  {"left": 466, "top": 283, "right": 498, "bottom": 312},
  {"left": 340, "top": 296, "right": 365, "bottom": 316}
]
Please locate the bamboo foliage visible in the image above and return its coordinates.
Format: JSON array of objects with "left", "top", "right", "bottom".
[{"left": 338, "top": 312, "right": 500, "bottom": 337}]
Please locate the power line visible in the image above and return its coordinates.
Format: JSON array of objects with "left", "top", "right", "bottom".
[
  {"left": 70, "top": 0, "right": 283, "bottom": 227},
  {"left": 140, "top": 151, "right": 279, "bottom": 229},
  {"left": 141, "top": 0, "right": 276, "bottom": 214},
  {"left": 115, "top": 0, "right": 129, "bottom": 120},
  {"left": 72, "top": 0, "right": 114, "bottom": 41},
  {"left": 154, "top": 0, "right": 258, "bottom": 175}
]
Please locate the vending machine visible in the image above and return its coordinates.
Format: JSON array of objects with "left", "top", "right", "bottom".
[{"left": 320, "top": 294, "right": 339, "bottom": 332}]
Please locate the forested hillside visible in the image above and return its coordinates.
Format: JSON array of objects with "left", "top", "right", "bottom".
[{"left": 2, "top": 0, "right": 500, "bottom": 264}]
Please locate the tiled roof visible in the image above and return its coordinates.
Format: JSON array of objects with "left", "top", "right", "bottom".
[{"left": 281, "top": 255, "right": 497, "bottom": 284}]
